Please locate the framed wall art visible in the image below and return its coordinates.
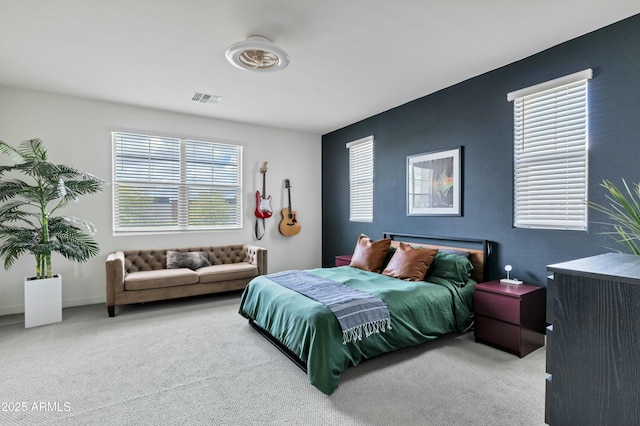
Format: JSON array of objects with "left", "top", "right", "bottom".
[{"left": 407, "top": 147, "right": 462, "bottom": 216}]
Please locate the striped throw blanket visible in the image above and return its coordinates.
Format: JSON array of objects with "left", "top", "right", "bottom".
[{"left": 266, "top": 270, "right": 391, "bottom": 344}]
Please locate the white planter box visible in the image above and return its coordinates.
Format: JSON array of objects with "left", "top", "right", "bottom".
[{"left": 24, "top": 274, "right": 62, "bottom": 328}]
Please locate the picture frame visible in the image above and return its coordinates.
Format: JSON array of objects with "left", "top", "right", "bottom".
[{"left": 407, "top": 147, "right": 462, "bottom": 216}]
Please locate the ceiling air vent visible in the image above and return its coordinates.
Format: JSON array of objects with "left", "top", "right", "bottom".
[{"left": 191, "top": 92, "right": 222, "bottom": 104}]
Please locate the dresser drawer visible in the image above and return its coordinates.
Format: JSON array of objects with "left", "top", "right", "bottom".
[
  {"left": 545, "top": 325, "right": 554, "bottom": 374},
  {"left": 475, "top": 315, "right": 521, "bottom": 353},
  {"left": 545, "top": 375, "right": 553, "bottom": 425},
  {"left": 475, "top": 290, "right": 521, "bottom": 325}
]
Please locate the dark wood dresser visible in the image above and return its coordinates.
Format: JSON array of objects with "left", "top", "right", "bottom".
[{"left": 546, "top": 253, "right": 640, "bottom": 425}]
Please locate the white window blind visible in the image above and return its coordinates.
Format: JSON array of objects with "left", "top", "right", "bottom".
[
  {"left": 508, "top": 69, "right": 591, "bottom": 230},
  {"left": 346, "top": 136, "right": 374, "bottom": 222},
  {"left": 112, "top": 131, "right": 242, "bottom": 233}
]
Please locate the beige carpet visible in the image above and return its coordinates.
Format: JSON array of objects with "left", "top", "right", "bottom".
[{"left": 0, "top": 293, "right": 546, "bottom": 425}]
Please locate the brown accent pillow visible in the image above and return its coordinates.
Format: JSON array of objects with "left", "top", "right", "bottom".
[
  {"left": 349, "top": 234, "right": 392, "bottom": 273},
  {"left": 382, "top": 243, "right": 439, "bottom": 281}
]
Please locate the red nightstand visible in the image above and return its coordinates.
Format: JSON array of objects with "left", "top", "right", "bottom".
[
  {"left": 474, "top": 280, "right": 546, "bottom": 357},
  {"left": 335, "top": 255, "right": 352, "bottom": 266}
]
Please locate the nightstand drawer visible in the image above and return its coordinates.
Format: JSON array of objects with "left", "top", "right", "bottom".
[
  {"left": 475, "top": 290, "right": 520, "bottom": 325},
  {"left": 335, "top": 255, "right": 352, "bottom": 267},
  {"left": 475, "top": 315, "right": 521, "bottom": 353}
]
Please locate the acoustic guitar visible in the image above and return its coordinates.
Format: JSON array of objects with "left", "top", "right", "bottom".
[
  {"left": 254, "top": 162, "right": 273, "bottom": 219},
  {"left": 279, "top": 179, "right": 301, "bottom": 236}
]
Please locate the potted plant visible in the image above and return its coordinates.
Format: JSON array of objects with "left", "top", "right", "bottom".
[
  {"left": 589, "top": 179, "right": 640, "bottom": 255},
  {"left": 0, "top": 138, "right": 103, "bottom": 327}
]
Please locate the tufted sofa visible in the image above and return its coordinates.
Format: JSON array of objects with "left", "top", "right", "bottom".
[{"left": 105, "top": 244, "right": 267, "bottom": 317}]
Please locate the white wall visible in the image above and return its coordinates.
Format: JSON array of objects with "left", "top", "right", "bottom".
[{"left": 0, "top": 86, "right": 322, "bottom": 315}]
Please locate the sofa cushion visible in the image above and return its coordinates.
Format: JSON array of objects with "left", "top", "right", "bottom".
[
  {"left": 197, "top": 262, "right": 259, "bottom": 284},
  {"left": 124, "top": 268, "right": 199, "bottom": 291}
]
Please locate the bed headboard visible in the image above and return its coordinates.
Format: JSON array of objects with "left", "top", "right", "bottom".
[{"left": 383, "top": 232, "right": 490, "bottom": 283}]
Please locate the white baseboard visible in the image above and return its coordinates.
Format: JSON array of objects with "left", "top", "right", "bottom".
[
  {"left": 62, "top": 295, "right": 105, "bottom": 308},
  {"left": 0, "top": 295, "right": 105, "bottom": 316},
  {"left": 0, "top": 304, "right": 24, "bottom": 316}
]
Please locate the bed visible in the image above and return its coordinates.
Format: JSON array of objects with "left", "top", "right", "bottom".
[{"left": 238, "top": 233, "right": 490, "bottom": 395}]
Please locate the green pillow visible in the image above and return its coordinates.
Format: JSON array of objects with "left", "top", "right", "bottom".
[
  {"left": 380, "top": 246, "right": 397, "bottom": 270},
  {"left": 428, "top": 251, "right": 474, "bottom": 286}
]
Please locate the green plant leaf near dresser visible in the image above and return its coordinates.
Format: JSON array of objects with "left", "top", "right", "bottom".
[{"left": 589, "top": 179, "right": 640, "bottom": 255}]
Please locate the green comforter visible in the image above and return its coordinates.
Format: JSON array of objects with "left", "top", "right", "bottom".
[{"left": 238, "top": 266, "right": 475, "bottom": 395}]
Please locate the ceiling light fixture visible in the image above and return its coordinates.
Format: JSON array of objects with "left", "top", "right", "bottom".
[{"left": 225, "top": 35, "right": 289, "bottom": 72}]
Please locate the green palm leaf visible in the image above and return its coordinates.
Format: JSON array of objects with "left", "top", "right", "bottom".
[
  {"left": 589, "top": 179, "right": 640, "bottom": 255},
  {"left": 0, "top": 138, "right": 103, "bottom": 278}
]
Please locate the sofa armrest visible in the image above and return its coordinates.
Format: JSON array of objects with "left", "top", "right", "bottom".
[
  {"left": 105, "top": 251, "right": 126, "bottom": 316},
  {"left": 243, "top": 244, "right": 268, "bottom": 275}
]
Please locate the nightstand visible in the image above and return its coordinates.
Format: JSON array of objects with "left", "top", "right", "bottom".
[
  {"left": 474, "top": 280, "right": 546, "bottom": 357},
  {"left": 335, "top": 255, "right": 352, "bottom": 266}
]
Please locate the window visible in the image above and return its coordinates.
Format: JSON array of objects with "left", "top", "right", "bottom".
[
  {"left": 507, "top": 69, "right": 592, "bottom": 230},
  {"left": 346, "top": 136, "right": 374, "bottom": 222},
  {"left": 112, "top": 131, "right": 242, "bottom": 233}
]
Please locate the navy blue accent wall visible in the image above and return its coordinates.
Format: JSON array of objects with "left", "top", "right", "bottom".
[{"left": 321, "top": 14, "right": 640, "bottom": 285}]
